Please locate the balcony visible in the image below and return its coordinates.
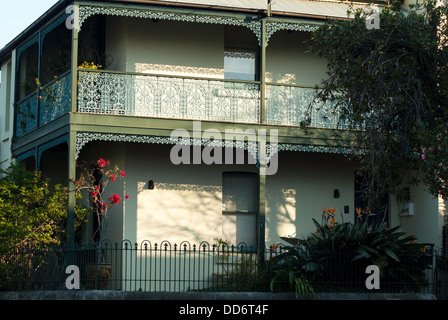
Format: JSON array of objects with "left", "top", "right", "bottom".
[
  {"left": 77, "top": 70, "right": 261, "bottom": 124},
  {"left": 15, "top": 69, "right": 345, "bottom": 138},
  {"left": 15, "top": 71, "right": 72, "bottom": 137}
]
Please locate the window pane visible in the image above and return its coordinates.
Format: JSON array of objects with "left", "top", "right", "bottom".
[
  {"left": 222, "top": 213, "right": 256, "bottom": 247},
  {"left": 222, "top": 172, "right": 257, "bottom": 247},
  {"left": 222, "top": 172, "right": 257, "bottom": 211},
  {"left": 224, "top": 51, "right": 256, "bottom": 81}
]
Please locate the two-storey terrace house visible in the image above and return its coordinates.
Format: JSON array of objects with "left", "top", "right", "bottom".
[{"left": 0, "top": 0, "right": 445, "bottom": 255}]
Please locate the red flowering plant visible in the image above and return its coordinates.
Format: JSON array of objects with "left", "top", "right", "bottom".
[{"left": 74, "top": 158, "right": 129, "bottom": 262}]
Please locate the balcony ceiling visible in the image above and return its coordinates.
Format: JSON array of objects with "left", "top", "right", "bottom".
[
  {"left": 0, "top": 0, "right": 376, "bottom": 64},
  {"left": 130, "top": 0, "right": 376, "bottom": 18}
]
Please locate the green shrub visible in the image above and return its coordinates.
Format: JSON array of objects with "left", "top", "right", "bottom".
[
  {"left": 274, "top": 208, "right": 429, "bottom": 293},
  {"left": 0, "top": 163, "right": 88, "bottom": 290}
]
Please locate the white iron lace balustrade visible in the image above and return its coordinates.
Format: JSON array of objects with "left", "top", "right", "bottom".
[
  {"left": 78, "top": 70, "right": 261, "bottom": 123},
  {"left": 266, "top": 84, "right": 348, "bottom": 129}
]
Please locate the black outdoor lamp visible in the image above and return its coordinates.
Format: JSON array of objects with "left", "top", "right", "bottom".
[{"left": 334, "top": 189, "right": 340, "bottom": 198}]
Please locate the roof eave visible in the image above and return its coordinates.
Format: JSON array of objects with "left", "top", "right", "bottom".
[
  {"left": 0, "top": 0, "right": 356, "bottom": 65},
  {"left": 0, "top": 0, "right": 73, "bottom": 65}
]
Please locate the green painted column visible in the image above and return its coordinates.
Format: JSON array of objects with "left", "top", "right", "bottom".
[
  {"left": 257, "top": 14, "right": 269, "bottom": 262},
  {"left": 260, "top": 18, "right": 267, "bottom": 124},
  {"left": 257, "top": 131, "right": 267, "bottom": 263},
  {"left": 67, "top": 3, "right": 79, "bottom": 253},
  {"left": 70, "top": 3, "right": 79, "bottom": 114},
  {"left": 67, "top": 131, "right": 77, "bottom": 266}
]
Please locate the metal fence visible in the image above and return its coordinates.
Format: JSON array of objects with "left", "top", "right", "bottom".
[{"left": 1, "top": 240, "right": 447, "bottom": 298}]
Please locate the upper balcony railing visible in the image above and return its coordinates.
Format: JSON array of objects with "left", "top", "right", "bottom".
[
  {"left": 15, "top": 69, "right": 346, "bottom": 138},
  {"left": 15, "top": 71, "right": 72, "bottom": 137},
  {"left": 77, "top": 70, "right": 261, "bottom": 124},
  {"left": 266, "top": 83, "right": 344, "bottom": 129}
]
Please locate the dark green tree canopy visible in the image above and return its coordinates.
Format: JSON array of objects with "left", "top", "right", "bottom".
[{"left": 308, "top": 0, "right": 448, "bottom": 208}]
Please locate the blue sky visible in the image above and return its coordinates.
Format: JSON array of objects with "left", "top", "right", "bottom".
[{"left": 0, "top": 0, "right": 59, "bottom": 50}]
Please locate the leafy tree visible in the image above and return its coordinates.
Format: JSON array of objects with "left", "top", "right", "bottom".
[
  {"left": 307, "top": 0, "right": 448, "bottom": 208},
  {"left": 0, "top": 163, "right": 88, "bottom": 251}
]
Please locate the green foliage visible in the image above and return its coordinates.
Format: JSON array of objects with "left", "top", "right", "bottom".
[
  {"left": 0, "top": 163, "right": 89, "bottom": 290},
  {"left": 209, "top": 239, "right": 260, "bottom": 292},
  {"left": 308, "top": 0, "right": 448, "bottom": 207},
  {"left": 302, "top": 208, "right": 422, "bottom": 270},
  {"left": 269, "top": 257, "right": 315, "bottom": 298},
  {"left": 0, "top": 163, "right": 88, "bottom": 251},
  {"left": 276, "top": 209, "right": 429, "bottom": 292}
]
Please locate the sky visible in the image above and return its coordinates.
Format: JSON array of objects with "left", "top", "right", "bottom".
[{"left": 0, "top": 0, "right": 60, "bottom": 50}]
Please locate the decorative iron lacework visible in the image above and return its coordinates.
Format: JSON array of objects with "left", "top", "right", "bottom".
[
  {"left": 78, "top": 4, "right": 263, "bottom": 44},
  {"left": 16, "top": 10, "right": 70, "bottom": 71},
  {"left": 75, "top": 132, "right": 352, "bottom": 164},
  {"left": 16, "top": 34, "right": 39, "bottom": 72},
  {"left": 265, "top": 21, "right": 319, "bottom": 46},
  {"left": 39, "top": 11, "right": 72, "bottom": 56},
  {"left": 16, "top": 149, "right": 36, "bottom": 162},
  {"left": 224, "top": 51, "right": 256, "bottom": 59},
  {"left": 75, "top": 132, "right": 259, "bottom": 160},
  {"left": 266, "top": 84, "right": 348, "bottom": 130},
  {"left": 16, "top": 94, "right": 38, "bottom": 137},
  {"left": 15, "top": 134, "right": 69, "bottom": 169},
  {"left": 78, "top": 5, "right": 319, "bottom": 46},
  {"left": 265, "top": 143, "right": 352, "bottom": 164},
  {"left": 16, "top": 73, "right": 72, "bottom": 138},
  {"left": 37, "top": 134, "right": 70, "bottom": 170},
  {"left": 277, "top": 143, "right": 352, "bottom": 155},
  {"left": 77, "top": 71, "right": 348, "bottom": 130},
  {"left": 156, "top": 182, "right": 222, "bottom": 193},
  {"left": 78, "top": 71, "right": 260, "bottom": 124},
  {"left": 39, "top": 72, "right": 72, "bottom": 126}
]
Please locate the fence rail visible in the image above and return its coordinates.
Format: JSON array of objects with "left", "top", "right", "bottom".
[{"left": 1, "top": 240, "right": 446, "bottom": 298}]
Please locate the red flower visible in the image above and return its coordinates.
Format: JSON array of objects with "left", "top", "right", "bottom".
[
  {"left": 120, "top": 170, "right": 126, "bottom": 177},
  {"left": 109, "top": 194, "right": 121, "bottom": 205},
  {"left": 109, "top": 175, "right": 116, "bottom": 182},
  {"left": 91, "top": 191, "right": 97, "bottom": 197},
  {"left": 97, "top": 158, "right": 107, "bottom": 168},
  {"left": 125, "top": 195, "right": 130, "bottom": 199},
  {"left": 96, "top": 201, "right": 108, "bottom": 212}
]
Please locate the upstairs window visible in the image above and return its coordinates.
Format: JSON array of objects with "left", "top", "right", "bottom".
[{"left": 224, "top": 49, "right": 256, "bottom": 81}]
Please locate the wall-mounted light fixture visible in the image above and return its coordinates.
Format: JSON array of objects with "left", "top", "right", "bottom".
[
  {"left": 148, "top": 180, "right": 154, "bottom": 190},
  {"left": 334, "top": 189, "right": 340, "bottom": 198}
]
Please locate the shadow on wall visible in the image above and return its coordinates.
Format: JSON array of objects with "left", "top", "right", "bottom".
[
  {"left": 137, "top": 180, "right": 224, "bottom": 245},
  {"left": 266, "top": 187, "right": 297, "bottom": 244},
  {"left": 266, "top": 151, "right": 357, "bottom": 245}
]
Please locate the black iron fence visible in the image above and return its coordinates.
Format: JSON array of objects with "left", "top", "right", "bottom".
[{"left": 1, "top": 240, "right": 447, "bottom": 298}]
